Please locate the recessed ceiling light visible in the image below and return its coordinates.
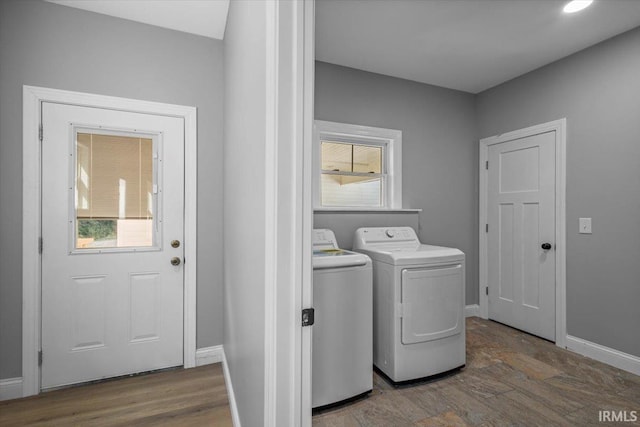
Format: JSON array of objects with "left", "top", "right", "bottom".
[{"left": 563, "top": 0, "right": 594, "bottom": 14}]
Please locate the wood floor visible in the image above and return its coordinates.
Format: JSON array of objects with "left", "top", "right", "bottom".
[
  {"left": 313, "top": 317, "right": 640, "bottom": 426},
  {"left": 2, "top": 320, "right": 639, "bottom": 426},
  {"left": 0, "top": 363, "right": 233, "bottom": 426}
]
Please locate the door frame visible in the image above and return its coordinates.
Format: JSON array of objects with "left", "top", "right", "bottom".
[
  {"left": 262, "top": 0, "right": 314, "bottom": 424},
  {"left": 300, "top": 0, "right": 314, "bottom": 424},
  {"left": 478, "top": 118, "right": 567, "bottom": 348},
  {"left": 22, "top": 85, "right": 198, "bottom": 397}
]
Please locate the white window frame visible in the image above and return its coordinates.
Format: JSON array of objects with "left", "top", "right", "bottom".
[{"left": 314, "top": 120, "right": 402, "bottom": 210}]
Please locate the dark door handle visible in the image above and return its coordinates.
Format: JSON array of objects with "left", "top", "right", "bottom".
[{"left": 541, "top": 243, "right": 552, "bottom": 250}]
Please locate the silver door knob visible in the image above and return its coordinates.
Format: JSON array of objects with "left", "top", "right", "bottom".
[
  {"left": 171, "top": 257, "right": 181, "bottom": 266},
  {"left": 171, "top": 240, "right": 181, "bottom": 248}
]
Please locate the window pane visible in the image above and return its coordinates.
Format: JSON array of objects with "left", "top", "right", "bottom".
[
  {"left": 321, "top": 174, "right": 382, "bottom": 207},
  {"left": 321, "top": 141, "right": 352, "bottom": 172},
  {"left": 75, "top": 132, "right": 154, "bottom": 249},
  {"left": 353, "top": 145, "right": 382, "bottom": 173}
]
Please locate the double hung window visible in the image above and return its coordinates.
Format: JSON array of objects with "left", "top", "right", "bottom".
[
  {"left": 320, "top": 141, "right": 384, "bottom": 207},
  {"left": 314, "top": 120, "right": 402, "bottom": 209}
]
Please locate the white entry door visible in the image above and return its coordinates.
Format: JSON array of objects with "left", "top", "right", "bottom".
[
  {"left": 41, "top": 102, "right": 185, "bottom": 389},
  {"left": 487, "top": 130, "right": 556, "bottom": 341}
]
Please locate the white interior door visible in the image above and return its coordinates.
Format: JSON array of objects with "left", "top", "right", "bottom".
[
  {"left": 41, "top": 102, "right": 185, "bottom": 389},
  {"left": 487, "top": 131, "right": 556, "bottom": 341}
]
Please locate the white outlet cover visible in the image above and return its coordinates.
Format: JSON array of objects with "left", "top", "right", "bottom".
[{"left": 579, "top": 218, "right": 592, "bottom": 234}]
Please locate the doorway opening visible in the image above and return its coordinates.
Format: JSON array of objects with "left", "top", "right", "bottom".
[{"left": 479, "top": 119, "right": 567, "bottom": 348}]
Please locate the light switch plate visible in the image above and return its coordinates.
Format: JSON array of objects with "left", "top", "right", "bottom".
[{"left": 579, "top": 218, "right": 592, "bottom": 234}]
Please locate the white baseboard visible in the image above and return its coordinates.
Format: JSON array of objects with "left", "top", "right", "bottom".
[
  {"left": 0, "top": 377, "right": 23, "bottom": 401},
  {"left": 566, "top": 335, "right": 640, "bottom": 376},
  {"left": 196, "top": 345, "right": 240, "bottom": 426},
  {"left": 195, "top": 345, "right": 224, "bottom": 367},
  {"left": 465, "top": 304, "right": 480, "bottom": 318},
  {"left": 221, "top": 349, "right": 241, "bottom": 427},
  {"left": 1, "top": 348, "right": 223, "bottom": 401}
]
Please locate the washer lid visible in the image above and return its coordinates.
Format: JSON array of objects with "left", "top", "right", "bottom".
[
  {"left": 357, "top": 244, "right": 464, "bottom": 266},
  {"left": 313, "top": 249, "right": 371, "bottom": 269}
]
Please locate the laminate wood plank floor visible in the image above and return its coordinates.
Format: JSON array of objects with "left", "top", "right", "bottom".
[
  {"left": 0, "top": 363, "right": 232, "bottom": 426},
  {"left": 313, "top": 317, "right": 640, "bottom": 427}
]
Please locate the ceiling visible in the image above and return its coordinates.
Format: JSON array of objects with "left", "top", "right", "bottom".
[
  {"left": 45, "top": 0, "right": 229, "bottom": 40},
  {"left": 43, "top": 1, "right": 640, "bottom": 93},
  {"left": 315, "top": 0, "right": 640, "bottom": 93}
]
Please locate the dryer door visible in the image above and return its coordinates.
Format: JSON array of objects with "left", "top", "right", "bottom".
[{"left": 401, "top": 264, "right": 463, "bottom": 345}]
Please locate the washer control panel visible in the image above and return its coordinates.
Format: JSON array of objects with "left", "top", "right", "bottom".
[{"left": 312, "top": 229, "right": 339, "bottom": 250}]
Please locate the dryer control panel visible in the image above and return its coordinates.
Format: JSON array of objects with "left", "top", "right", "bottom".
[{"left": 353, "top": 227, "right": 420, "bottom": 250}]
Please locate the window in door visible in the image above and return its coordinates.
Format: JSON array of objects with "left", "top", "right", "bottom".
[
  {"left": 315, "top": 120, "right": 402, "bottom": 209},
  {"left": 74, "top": 130, "right": 158, "bottom": 251}
]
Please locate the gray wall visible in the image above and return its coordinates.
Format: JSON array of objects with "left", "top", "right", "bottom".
[
  {"left": 223, "top": 1, "right": 266, "bottom": 425},
  {"left": 314, "top": 62, "right": 478, "bottom": 305},
  {"left": 476, "top": 27, "right": 640, "bottom": 357},
  {"left": 0, "top": 0, "right": 224, "bottom": 379},
  {"left": 314, "top": 212, "right": 420, "bottom": 250}
]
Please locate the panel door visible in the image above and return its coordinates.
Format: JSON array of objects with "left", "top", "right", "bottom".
[
  {"left": 487, "top": 131, "right": 556, "bottom": 341},
  {"left": 401, "top": 265, "right": 463, "bottom": 345},
  {"left": 41, "top": 102, "right": 184, "bottom": 389}
]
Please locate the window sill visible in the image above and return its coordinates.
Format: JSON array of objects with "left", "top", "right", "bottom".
[{"left": 314, "top": 208, "right": 422, "bottom": 213}]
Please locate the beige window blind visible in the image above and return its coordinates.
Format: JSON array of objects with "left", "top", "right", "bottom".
[{"left": 76, "top": 133, "right": 153, "bottom": 220}]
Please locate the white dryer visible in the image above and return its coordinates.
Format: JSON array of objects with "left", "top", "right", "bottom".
[
  {"left": 312, "top": 229, "right": 372, "bottom": 408},
  {"left": 352, "top": 227, "right": 465, "bottom": 383}
]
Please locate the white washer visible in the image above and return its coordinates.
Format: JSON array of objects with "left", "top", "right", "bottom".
[
  {"left": 352, "top": 227, "right": 465, "bottom": 383},
  {"left": 312, "top": 229, "right": 372, "bottom": 408}
]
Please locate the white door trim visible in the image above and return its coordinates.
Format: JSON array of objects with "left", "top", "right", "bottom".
[
  {"left": 300, "top": 0, "right": 315, "bottom": 425},
  {"left": 22, "top": 85, "right": 198, "bottom": 397},
  {"left": 263, "top": 0, "right": 315, "bottom": 424},
  {"left": 262, "top": 0, "right": 313, "bottom": 425},
  {"left": 479, "top": 118, "right": 567, "bottom": 349}
]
